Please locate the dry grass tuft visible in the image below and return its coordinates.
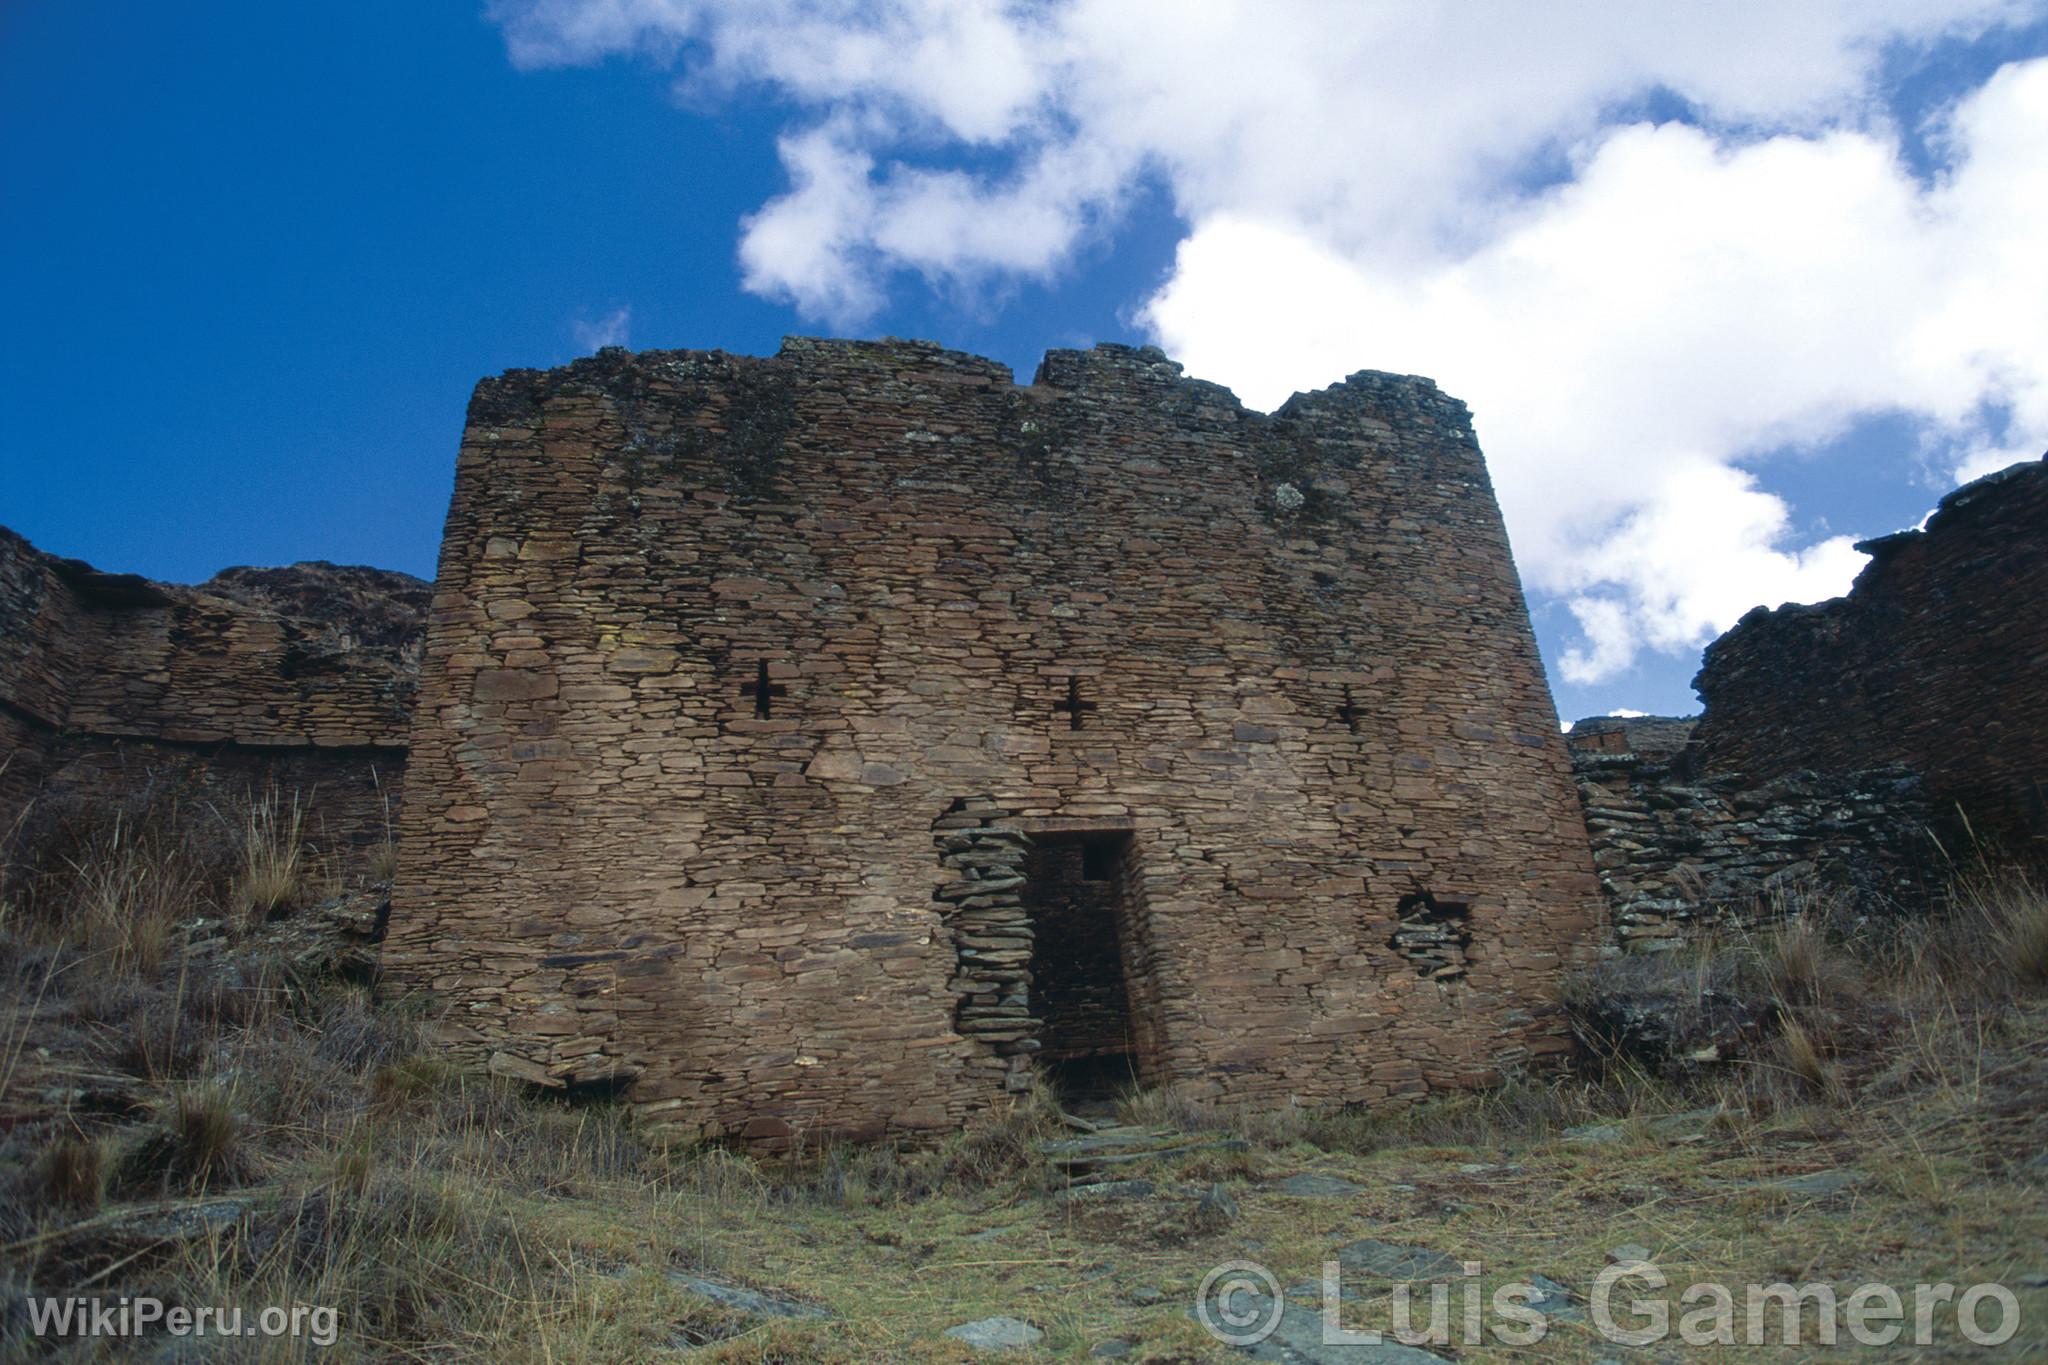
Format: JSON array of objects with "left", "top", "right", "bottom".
[
  {"left": 1966, "top": 865, "right": 2048, "bottom": 984},
  {"left": 330, "top": 1124, "right": 376, "bottom": 1194},
  {"left": 36, "top": 1135, "right": 106, "bottom": 1212},
  {"left": 0, "top": 780, "right": 241, "bottom": 978},
  {"left": 235, "top": 787, "right": 308, "bottom": 922},
  {"left": 368, "top": 837, "right": 400, "bottom": 885},
  {"left": 128, "top": 1084, "right": 252, "bottom": 1193},
  {"left": 64, "top": 827, "right": 190, "bottom": 974},
  {"left": 368, "top": 774, "right": 400, "bottom": 885},
  {"left": 1566, "top": 862, "right": 2048, "bottom": 1138},
  {"left": 105, "top": 983, "right": 208, "bottom": 1082},
  {"left": 1757, "top": 911, "right": 1863, "bottom": 1011},
  {"left": 1772, "top": 1017, "right": 1838, "bottom": 1095},
  {"left": 370, "top": 1054, "right": 458, "bottom": 1112}
]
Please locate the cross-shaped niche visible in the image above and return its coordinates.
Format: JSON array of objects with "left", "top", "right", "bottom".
[
  {"left": 1053, "top": 675, "right": 1096, "bottom": 731},
  {"left": 1337, "top": 684, "right": 1364, "bottom": 734},
  {"left": 740, "top": 660, "right": 789, "bottom": 718}
]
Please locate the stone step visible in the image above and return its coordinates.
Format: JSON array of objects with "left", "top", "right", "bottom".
[{"left": 1046, "top": 1137, "right": 1251, "bottom": 1174}]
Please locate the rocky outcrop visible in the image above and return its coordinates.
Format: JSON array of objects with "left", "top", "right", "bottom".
[{"left": 0, "top": 524, "right": 426, "bottom": 867}]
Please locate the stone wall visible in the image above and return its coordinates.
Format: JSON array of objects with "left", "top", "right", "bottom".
[
  {"left": 385, "top": 337, "right": 1603, "bottom": 1143},
  {"left": 0, "top": 524, "right": 425, "bottom": 865},
  {"left": 1692, "top": 455, "right": 2048, "bottom": 855},
  {"left": 1567, "top": 718, "right": 1948, "bottom": 953}
]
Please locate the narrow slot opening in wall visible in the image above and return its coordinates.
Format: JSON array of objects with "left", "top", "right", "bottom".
[{"left": 1023, "top": 832, "right": 1141, "bottom": 1104}]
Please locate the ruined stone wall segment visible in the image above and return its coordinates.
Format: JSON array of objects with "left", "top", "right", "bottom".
[
  {"left": 386, "top": 338, "right": 1603, "bottom": 1141},
  {"left": 0, "top": 523, "right": 421, "bottom": 856},
  {"left": 0, "top": 526, "right": 98, "bottom": 732},
  {"left": 1567, "top": 720, "right": 1947, "bottom": 950},
  {"left": 1691, "top": 455, "right": 2047, "bottom": 851}
]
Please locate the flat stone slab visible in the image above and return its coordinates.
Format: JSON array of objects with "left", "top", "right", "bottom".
[
  {"left": 1524, "top": 1273, "right": 1582, "bottom": 1321},
  {"left": 1050, "top": 1138, "right": 1251, "bottom": 1171},
  {"left": 1563, "top": 1123, "right": 1625, "bottom": 1144},
  {"left": 944, "top": 1316, "right": 1044, "bottom": 1351},
  {"left": 1754, "top": 1168, "right": 1866, "bottom": 1196},
  {"left": 1646, "top": 1107, "right": 1723, "bottom": 1140},
  {"left": 109, "top": 1199, "right": 253, "bottom": 1244},
  {"left": 666, "top": 1271, "right": 833, "bottom": 1320},
  {"left": 1055, "top": 1179, "right": 1155, "bottom": 1203},
  {"left": 1208, "top": 1295, "right": 1449, "bottom": 1363},
  {"left": 1039, "top": 1128, "right": 1174, "bottom": 1157},
  {"left": 1334, "top": 1239, "right": 1463, "bottom": 1281},
  {"left": 1272, "top": 1173, "right": 1364, "bottom": 1199}
]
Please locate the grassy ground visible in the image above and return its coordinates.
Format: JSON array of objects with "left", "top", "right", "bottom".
[{"left": 2, "top": 788, "right": 2044, "bottom": 1361}]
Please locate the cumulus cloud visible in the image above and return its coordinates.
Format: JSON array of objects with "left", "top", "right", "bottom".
[
  {"left": 1142, "top": 61, "right": 2048, "bottom": 679},
  {"left": 572, "top": 304, "right": 633, "bottom": 352},
  {"left": 492, "top": 0, "right": 2048, "bottom": 680}
]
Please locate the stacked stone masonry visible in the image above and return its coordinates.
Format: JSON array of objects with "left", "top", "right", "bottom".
[
  {"left": 384, "top": 338, "right": 1604, "bottom": 1143},
  {"left": 9, "top": 353, "right": 2038, "bottom": 1140},
  {"left": 1691, "top": 455, "right": 2048, "bottom": 855},
  {"left": 0, "top": 524, "right": 424, "bottom": 862},
  {"left": 1566, "top": 717, "right": 1948, "bottom": 953}
]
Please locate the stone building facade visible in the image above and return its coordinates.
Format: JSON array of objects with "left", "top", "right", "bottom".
[
  {"left": 1692, "top": 455, "right": 2047, "bottom": 855},
  {"left": 0, "top": 524, "right": 423, "bottom": 862},
  {"left": 384, "top": 338, "right": 1602, "bottom": 1142}
]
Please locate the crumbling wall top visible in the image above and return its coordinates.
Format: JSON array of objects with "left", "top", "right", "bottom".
[
  {"left": 1691, "top": 453, "right": 2047, "bottom": 846},
  {"left": 0, "top": 524, "right": 426, "bottom": 751},
  {"left": 462, "top": 336, "right": 1464, "bottom": 441}
]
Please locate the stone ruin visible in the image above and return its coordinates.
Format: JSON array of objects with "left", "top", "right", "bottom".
[
  {"left": 1564, "top": 454, "right": 2048, "bottom": 951},
  {"left": 4, "top": 338, "right": 2039, "bottom": 1143},
  {"left": 1693, "top": 455, "right": 2048, "bottom": 853},
  {"left": 379, "top": 338, "right": 1604, "bottom": 1142},
  {"left": 0, "top": 525, "right": 424, "bottom": 868},
  {"left": 1567, "top": 716, "right": 1945, "bottom": 952}
]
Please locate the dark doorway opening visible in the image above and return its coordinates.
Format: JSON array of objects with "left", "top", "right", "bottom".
[{"left": 1023, "top": 832, "right": 1141, "bottom": 1105}]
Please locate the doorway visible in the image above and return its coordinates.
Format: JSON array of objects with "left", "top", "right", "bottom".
[{"left": 1022, "top": 832, "right": 1142, "bottom": 1104}]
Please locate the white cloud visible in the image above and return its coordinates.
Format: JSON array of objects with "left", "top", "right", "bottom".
[
  {"left": 492, "top": 1, "right": 2026, "bottom": 308},
  {"left": 572, "top": 304, "right": 633, "bottom": 352},
  {"left": 1552, "top": 466, "right": 1869, "bottom": 684},
  {"left": 1143, "top": 62, "right": 2048, "bottom": 677},
  {"left": 492, "top": 0, "right": 2048, "bottom": 680}
]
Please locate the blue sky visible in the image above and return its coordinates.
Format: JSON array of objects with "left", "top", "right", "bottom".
[{"left": 4, "top": 2, "right": 2045, "bottom": 724}]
